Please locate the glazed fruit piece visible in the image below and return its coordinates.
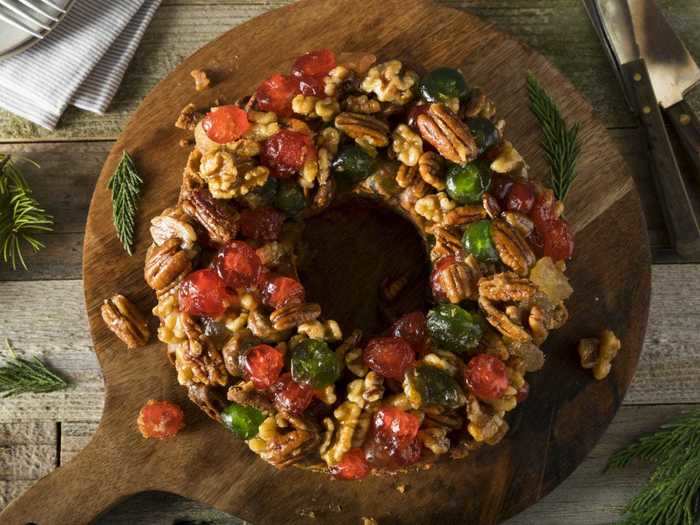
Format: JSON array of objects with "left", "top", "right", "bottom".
[
  {"left": 270, "top": 373, "right": 314, "bottom": 414},
  {"left": 363, "top": 336, "right": 416, "bottom": 381},
  {"left": 291, "top": 338, "right": 341, "bottom": 388},
  {"left": 410, "top": 364, "right": 464, "bottom": 408},
  {"left": 419, "top": 67, "right": 469, "bottom": 103},
  {"left": 330, "top": 448, "right": 370, "bottom": 480},
  {"left": 274, "top": 179, "right": 307, "bottom": 216},
  {"left": 465, "top": 117, "right": 499, "bottom": 155},
  {"left": 532, "top": 191, "right": 575, "bottom": 260},
  {"left": 292, "top": 48, "right": 337, "bottom": 97},
  {"left": 464, "top": 354, "right": 509, "bottom": 401},
  {"left": 462, "top": 219, "right": 499, "bottom": 262},
  {"left": 390, "top": 311, "right": 428, "bottom": 355},
  {"left": 255, "top": 73, "right": 298, "bottom": 116},
  {"left": 221, "top": 402, "right": 266, "bottom": 439},
  {"left": 262, "top": 129, "right": 316, "bottom": 178},
  {"left": 215, "top": 241, "right": 263, "bottom": 289},
  {"left": 137, "top": 400, "right": 185, "bottom": 440},
  {"left": 427, "top": 304, "right": 483, "bottom": 353},
  {"left": 445, "top": 161, "right": 491, "bottom": 204},
  {"left": 332, "top": 144, "right": 377, "bottom": 185},
  {"left": 364, "top": 406, "right": 422, "bottom": 468},
  {"left": 242, "top": 344, "right": 285, "bottom": 389},
  {"left": 202, "top": 105, "right": 250, "bottom": 144},
  {"left": 504, "top": 181, "right": 535, "bottom": 214},
  {"left": 178, "top": 269, "right": 234, "bottom": 317},
  {"left": 262, "top": 275, "right": 306, "bottom": 309},
  {"left": 239, "top": 207, "right": 285, "bottom": 241}
]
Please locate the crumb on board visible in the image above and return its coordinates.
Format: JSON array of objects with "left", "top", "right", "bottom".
[
  {"left": 361, "top": 518, "right": 378, "bottom": 525},
  {"left": 395, "top": 483, "right": 407, "bottom": 494},
  {"left": 190, "top": 68, "right": 211, "bottom": 91},
  {"left": 179, "top": 138, "right": 194, "bottom": 148}
]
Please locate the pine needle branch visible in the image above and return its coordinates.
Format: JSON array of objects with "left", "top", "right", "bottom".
[
  {"left": 107, "top": 151, "right": 143, "bottom": 255},
  {"left": 0, "top": 339, "right": 69, "bottom": 397},
  {"left": 0, "top": 154, "right": 53, "bottom": 270},
  {"left": 606, "top": 409, "right": 700, "bottom": 525},
  {"left": 527, "top": 73, "right": 582, "bottom": 202}
]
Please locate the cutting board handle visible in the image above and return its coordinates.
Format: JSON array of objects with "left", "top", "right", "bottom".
[{"left": 0, "top": 428, "right": 139, "bottom": 525}]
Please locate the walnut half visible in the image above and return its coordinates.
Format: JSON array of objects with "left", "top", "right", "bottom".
[
  {"left": 101, "top": 294, "right": 150, "bottom": 349},
  {"left": 578, "top": 329, "right": 621, "bottom": 380}
]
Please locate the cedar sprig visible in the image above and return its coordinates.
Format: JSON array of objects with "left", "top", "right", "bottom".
[
  {"left": 527, "top": 73, "right": 582, "bottom": 202},
  {"left": 107, "top": 151, "right": 143, "bottom": 255},
  {"left": 0, "top": 154, "right": 54, "bottom": 270},
  {"left": 606, "top": 409, "right": 700, "bottom": 525},
  {"left": 0, "top": 339, "right": 69, "bottom": 397}
]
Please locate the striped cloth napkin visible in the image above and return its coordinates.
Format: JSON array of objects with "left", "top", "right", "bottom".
[{"left": 0, "top": 0, "right": 161, "bottom": 130}]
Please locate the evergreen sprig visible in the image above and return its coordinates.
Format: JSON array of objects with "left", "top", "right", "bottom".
[
  {"left": 606, "top": 409, "right": 700, "bottom": 525},
  {"left": 0, "top": 154, "right": 54, "bottom": 270},
  {"left": 527, "top": 73, "right": 582, "bottom": 202},
  {"left": 107, "top": 151, "right": 143, "bottom": 255},
  {"left": 0, "top": 339, "right": 68, "bottom": 397}
]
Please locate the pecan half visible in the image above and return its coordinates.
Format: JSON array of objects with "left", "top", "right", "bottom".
[
  {"left": 334, "top": 112, "right": 389, "bottom": 148},
  {"left": 478, "top": 272, "right": 538, "bottom": 303},
  {"left": 182, "top": 188, "right": 239, "bottom": 244},
  {"left": 430, "top": 226, "right": 464, "bottom": 261},
  {"left": 101, "top": 294, "right": 150, "bottom": 349},
  {"left": 490, "top": 219, "right": 535, "bottom": 276},
  {"left": 228, "top": 380, "right": 274, "bottom": 413},
  {"left": 150, "top": 213, "right": 197, "bottom": 250},
  {"left": 270, "top": 303, "right": 322, "bottom": 331},
  {"left": 144, "top": 239, "right": 192, "bottom": 291},
  {"left": 182, "top": 316, "right": 229, "bottom": 386},
  {"left": 417, "top": 104, "right": 478, "bottom": 165},
  {"left": 479, "top": 296, "right": 530, "bottom": 342},
  {"left": 434, "top": 258, "right": 480, "bottom": 303},
  {"left": 482, "top": 193, "right": 501, "bottom": 219},
  {"left": 503, "top": 211, "right": 534, "bottom": 237},
  {"left": 444, "top": 204, "right": 487, "bottom": 226},
  {"left": 188, "top": 383, "right": 227, "bottom": 421}
]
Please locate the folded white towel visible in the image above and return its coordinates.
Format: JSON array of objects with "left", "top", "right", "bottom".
[{"left": 0, "top": 0, "right": 161, "bottom": 130}]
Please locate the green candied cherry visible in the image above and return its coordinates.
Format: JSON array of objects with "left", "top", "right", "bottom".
[
  {"left": 411, "top": 364, "right": 465, "bottom": 408},
  {"left": 462, "top": 219, "right": 499, "bottom": 262},
  {"left": 445, "top": 161, "right": 491, "bottom": 204},
  {"left": 427, "top": 303, "right": 483, "bottom": 353},
  {"left": 254, "top": 176, "right": 279, "bottom": 204},
  {"left": 332, "top": 144, "right": 377, "bottom": 186},
  {"left": 274, "top": 179, "right": 307, "bottom": 216},
  {"left": 291, "top": 338, "right": 341, "bottom": 389},
  {"left": 465, "top": 117, "right": 500, "bottom": 156},
  {"left": 419, "top": 67, "right": 469, "bottom": 103},
  {"left": 221, "top": 403, "right": 266, "bottom": 439}
]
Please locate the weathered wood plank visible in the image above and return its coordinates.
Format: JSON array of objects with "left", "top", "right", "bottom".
[
  {"left": 0, "top": 126, "right": 691, "bottom": 282},
  {"left": 1, "top": 0, "right": 699, "bottom": 141},
  {"left": 0, "top": 265, "right": 697, "bottom": 424}
]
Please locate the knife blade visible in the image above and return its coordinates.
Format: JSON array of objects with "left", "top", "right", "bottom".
[
  {"left": 628, "top": 0, "right": 700, "bottom": 175},
  {"left": 592, "top": 0, "right": 700, "bottom": 258}
]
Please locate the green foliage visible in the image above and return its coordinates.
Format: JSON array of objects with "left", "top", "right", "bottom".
[
  {"left": 607, "top": 409, "right": 700, "bottom": 525},
  {"left": 0, "top": 154, "right": 54, "bottom": 270},
  {"left": 0, "top": 340, "right": 69, "bottom": 397},
  {"left": 527, "top": 73, "right": 582, "bottom": 202},
  {"left": 107, "top": 151, "right": 143, "bottom": 255}
]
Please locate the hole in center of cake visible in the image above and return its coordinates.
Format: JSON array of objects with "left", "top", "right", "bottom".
[{"left": 298, "top": 195, "right": 430, "bottom": 337}]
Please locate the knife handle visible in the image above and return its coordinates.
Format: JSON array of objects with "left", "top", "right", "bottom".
[
  {"left": 666, "top": 99, "right": 700, "bottom": 176},
  {"left": 622, "top": 59, "right": 700, "bottom": 258}
]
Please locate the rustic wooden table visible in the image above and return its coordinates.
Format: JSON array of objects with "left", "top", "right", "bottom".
[{"left": 1, "top": 1, "right": 698, "bottom": 524}]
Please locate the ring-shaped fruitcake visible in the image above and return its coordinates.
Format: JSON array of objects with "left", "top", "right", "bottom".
[{"left": 145, "top": 49, "right": 575, "bottom": 479}]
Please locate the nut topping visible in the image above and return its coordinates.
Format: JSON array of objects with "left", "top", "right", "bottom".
[
  {"left": 182, "top": 188, "right": 239, "bottom": 244},
  {"left": 334, "top": 111, "right": 390, "bottom": 148},
  {"left": 144, "top": 238, "right": 192, "bottom": 291},
  {"left": 417, "top": 103, "right": 478, "bottom": 165},
  {"left": 490, "top": 219, "right": 535, "bottom": 276},
  {"left": 101, "top": 294, "right": 150, "bottom": 349},
  {"left": 270, "top": 303, "right": 322, "bottom": 331},
  {"left": 150, "top": 213, "right": 197, "bottom": 250}
]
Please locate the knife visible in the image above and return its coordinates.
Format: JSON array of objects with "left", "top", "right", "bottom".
[
  {"left": 628, "top": 0, "right": 700, "bottom": 174},
  {"left": 585, "top": 0, "right": 700, "bottom": 258}
]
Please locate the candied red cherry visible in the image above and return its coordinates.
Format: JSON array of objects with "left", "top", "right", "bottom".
[
  {"left": 542, "top": 218, "right": 575, "bottom": 261},
  {"left": 391, "top": 311, "right": 428, "bottom": 355},
  {"left": 297, "top": 75, "right": 326, "bottom": 97},
  {"left": 201, "top": 105, "right": 250, "bottom": 144},
  {"left": 239, "top": 206, "right": 285, "bottom": 241},
  {"left": 215, "top": 241, "right": 262, "bottom": 289},
  {"left": 137, "top": 400, "right": 185, "bottom": 440},
  {"left": 364, "top": 406, "right": 422, "bottom": 468},
  {"left": 242, "top": 344, "right": 285, "bottom": 390},
  {"left": 531, "top": 190, "right": 557, "bottom": 231},
  {"left": 255, "top": 73, "right": 298, "bottom": 117},
  {"left": 464, "top": 354, "right": 509, "bottom": 401},
  {"left": 271, "top": 373, "right": 314, "bottom": 414},
  {"left": 179, "top": 269, "right": 234, "bottom": 317},
  {"left": 262, "top": 275, "right": 305, "bottom": 309},
  {"left": 331, "top": 448, "right": 370, "bottom": 480},
  {"left": 292, "top": 49, "right": 336, "bottom": 78},
  {"left": 490, "top": 174, "right": 514, "bottom": 203},
  {"left": 363, "top": 337, "right": 415, "bottom": 381},
  {"left": 505, "top": 181, "right": 535, "bottom": 214},
  {"left": 261, "top": 129, "right": 316, "bottom": 178}
]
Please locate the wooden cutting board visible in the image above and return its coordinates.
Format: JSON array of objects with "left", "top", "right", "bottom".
[{"left": 0, "top": 0, "right": 651, "bottom": 523}]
